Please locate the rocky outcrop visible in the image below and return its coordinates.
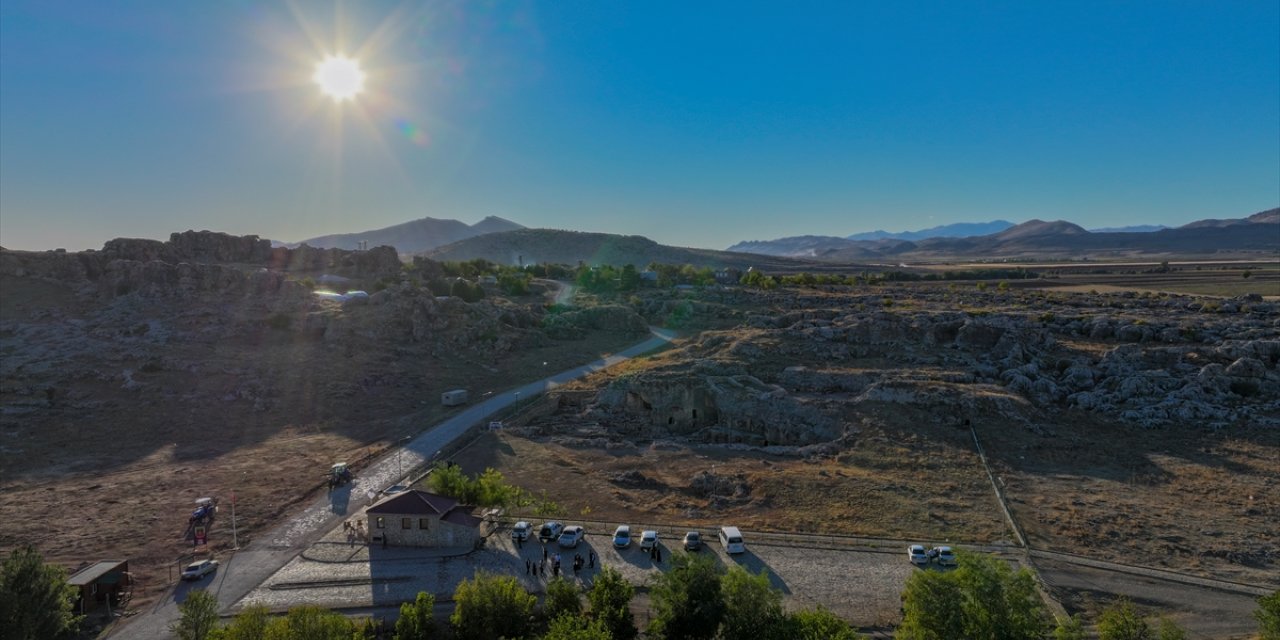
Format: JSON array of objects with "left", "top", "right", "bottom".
[{"left": 595, "top": 371, "right": 841, "bottom": 446}]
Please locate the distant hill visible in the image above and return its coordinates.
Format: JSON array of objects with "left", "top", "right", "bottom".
[
  {"left": 1180, "top": 207, "right": 1280, "bottom": 229},
  {"left": 845, "top": 220, "right": 1015, "bottom": 241},
  {"left": 728, "top": 220, "right": 1017, "bottom": 257},
  {"left": 293, "top": 216, "right": 524, "bottom": 254},
  {"left": 424, "top": 228, "right": 834, "bottom": 271},
  {"left": 730, "top": 208, "right": 1279, "bottom": 262}
]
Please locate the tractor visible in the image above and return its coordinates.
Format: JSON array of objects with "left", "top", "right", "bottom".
[
  {"left": 189, "top": 497, "right": 217, "bottom": 523},
  {"left": 327, "top": 462, "right": 353, "bottom": 491}
]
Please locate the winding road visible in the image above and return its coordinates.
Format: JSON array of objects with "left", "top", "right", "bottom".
[{"left": 113, "top": 326, "right": 677, "bottom": 639}]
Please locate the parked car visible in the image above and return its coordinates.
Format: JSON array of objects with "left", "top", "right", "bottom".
[
  {"left": 907, "top": 544, "right": 929, "bottom": 565},
  {"left": 558, "top": 525, "right": 585, "bottom": 548},
  {"left": 181, "top": 559, "right": 218, "bottom": 581},
  {"left": 511, "top": 521, "right": 531, "bottom": 542},
  {"left": 613, "top": 525, "right": 632, "bottom": 548},
  {"left": 683, "top": 531, "right": 702, "bottom": 551},
  {"left": 639, "top": 530, "right": 659, "bottom": 551},
  {"left": 718, "top": 526, "right": 746, "bottom": 554},
  {"left": 934, "top": 546, "right": 957, "bottom": 566},
  {"left": 538, "top": 521, "right": 564, "bottom": 543}
]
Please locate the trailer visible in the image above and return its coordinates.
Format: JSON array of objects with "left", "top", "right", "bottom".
[{"left": 441, "top": 389, "right": 469, "bottom": 406}]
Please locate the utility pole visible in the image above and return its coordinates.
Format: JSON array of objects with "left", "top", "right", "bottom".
[{"left": 231, "top": 490, "right": 238, "bottom": 549}]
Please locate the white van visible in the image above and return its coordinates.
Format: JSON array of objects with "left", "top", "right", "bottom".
[{"left": 718, "top": 526, "right": 745, "bottom": 554}]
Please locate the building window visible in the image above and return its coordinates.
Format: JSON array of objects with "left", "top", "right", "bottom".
[
  {"left": 402, "top": 518, "right": 411, "bottom": 529},
  {"left": 376, "top": 517, "right": 385, "bottom": 529},
  {"left": 419, "top": 518, "right": 430, "bottom": 530}
]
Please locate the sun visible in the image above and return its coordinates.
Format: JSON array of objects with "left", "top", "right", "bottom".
[{"left": 313, "top": 55, "right": 366, "bottom": 102}]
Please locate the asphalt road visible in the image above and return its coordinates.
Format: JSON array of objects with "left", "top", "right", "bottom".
[{"left": 112, "top": 326, "right": 676, "bottom": 639}]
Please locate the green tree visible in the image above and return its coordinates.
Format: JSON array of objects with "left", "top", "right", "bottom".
[
  {"left": 648, "top": 552, "right": 725, "bottom": 640},
  {"left": 450, "top": 571, "right": 536, "bottom": 640},
  {"left": 587, "top": 566, "right": 636, "bottom": 640},
  {"left": 427, "top": 463, "right": 476, "bottom": 504},
  {"left": 262, "top": 605, "right": 355, "bottom": 640},
  {"left": 1052, "top": 615, "right": 1087, "bottom": 640},
  {"left": 0, "top": 545, "right": 81, "bottom": 640},
  {"left": 1258, "top": 590, "right": 1280, "bottom": 639},
  {"left": 395, "top": 592, "right": 436, "bottom": 640},
  {"left": 172, "top": 589, "right": 220, "bottom": 640},
  {"left": 897, "top": 551, "right": 1046, "bottom": 640},
  {"left": 720, "top": 565, "right": 784, "bottom": 640},
  {"left": 475, "top": 468, "right": 519, "bottom": 508},
  {"left": 783, "top": 606, "right": 861, "bottom": 640},
  {"left": 1097, "top": 598, "right": 1151, "bottom": 640},
  {"left": 544, "top": 613, "right": 612, "bottom": 640},
  {"left": 208, "top": 605, "right": 269, "bottom": 640},
  {"left": 545, "top": 577, "right": 583, "bottom": 621}
]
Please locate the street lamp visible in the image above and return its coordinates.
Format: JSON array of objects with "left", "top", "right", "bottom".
[{"left": 398, "top": 435, "right": 411, "bottom": 482}]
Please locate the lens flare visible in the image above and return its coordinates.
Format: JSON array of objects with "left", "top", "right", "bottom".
[{"left": 395, "top": 118, "right": 430, "bottom": 146}]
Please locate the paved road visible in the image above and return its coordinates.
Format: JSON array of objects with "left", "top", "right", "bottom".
[{"left": 112, "top": 327, "right": 676, "bottom": 639}]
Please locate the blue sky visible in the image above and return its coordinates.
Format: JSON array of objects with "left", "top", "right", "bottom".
[{"left": 2, "top": 1, "right": 1277, "bottom": 251}]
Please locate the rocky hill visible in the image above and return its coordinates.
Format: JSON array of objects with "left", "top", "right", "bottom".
[
  {"left": 424, "top": 228, "right": 839, "bottom": 271},
  {"left": 293, "top": 215, "right": 524, "bottom": 254}
]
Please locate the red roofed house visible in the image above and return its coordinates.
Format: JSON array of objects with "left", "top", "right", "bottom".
[{"left": 365, "top": 490, "right": 482, "bottom": 548}]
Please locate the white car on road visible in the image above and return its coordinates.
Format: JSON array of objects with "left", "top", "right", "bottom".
[{"left": 181, "top": 559, "right": 218, "bottom": 581}]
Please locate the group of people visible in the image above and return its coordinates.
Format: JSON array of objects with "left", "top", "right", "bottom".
[
  {"left": 342, "top": 520, "right": 366, "bottom": 546},
  {"left": 524, "top": 545, "right": 597, "bottom": 579}
]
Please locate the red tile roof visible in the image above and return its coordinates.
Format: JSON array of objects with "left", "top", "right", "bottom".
[{"left": 366, "top": 490, "right": 479, "bottom": 528}]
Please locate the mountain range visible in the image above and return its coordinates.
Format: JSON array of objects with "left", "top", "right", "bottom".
[
  {"left": 845, "top": 220, "right": 1016, "bottom": 241},
  {"left": 726, "top": 208, "right": 1279, "bottom": 261},
  {"left": 289, "top": 216, "right": 524, "bottom": 254}
]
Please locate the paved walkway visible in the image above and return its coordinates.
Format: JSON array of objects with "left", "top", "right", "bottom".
[{"left": 112, "top": 327, "right": 677, "bottom": 639}]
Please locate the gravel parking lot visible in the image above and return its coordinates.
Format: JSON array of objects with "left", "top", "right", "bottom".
[{"left": 236, "top": 522, "right": 918, "bottom": 628}]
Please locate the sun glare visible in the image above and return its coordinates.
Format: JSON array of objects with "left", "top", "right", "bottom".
[{"left": 313, "top": 55, "right": 366, "bottom": 102}]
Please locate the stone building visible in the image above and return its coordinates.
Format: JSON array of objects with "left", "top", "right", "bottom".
[{"left": 366, "top": 490, "right": 482, "bottom": 548}]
